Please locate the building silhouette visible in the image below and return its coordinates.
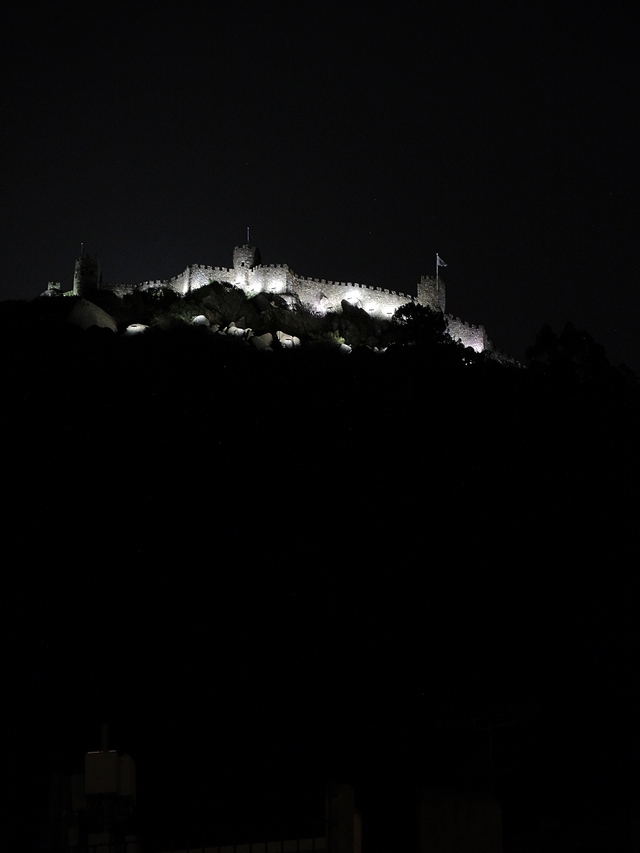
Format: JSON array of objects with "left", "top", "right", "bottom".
[{"left": 41, "top": 732, "right": 501, "bottom": 853}]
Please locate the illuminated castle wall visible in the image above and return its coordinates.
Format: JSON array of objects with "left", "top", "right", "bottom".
[{"left": 89, "top": 245, "right": 490, "bottom": 352}]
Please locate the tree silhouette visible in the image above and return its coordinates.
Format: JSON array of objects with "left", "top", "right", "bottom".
[
  {"left": 526, "top": 322, "right": 611, "bottom": 382},
  {"left": 392, "top": 302, "right": 449, "bottom": 346}
]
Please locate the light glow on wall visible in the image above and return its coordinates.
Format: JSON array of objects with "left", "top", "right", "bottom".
[{"left": 98, "top": 247, "right": 489, "bottom": 353}]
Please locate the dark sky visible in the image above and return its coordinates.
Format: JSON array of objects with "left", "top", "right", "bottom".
[{"left": 2, "top": 1, "right": 638, "bottom": 370}]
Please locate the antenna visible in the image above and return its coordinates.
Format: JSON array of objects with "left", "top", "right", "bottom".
[{"left": 246, "top": 226, "right": 250, "bottom": 244}]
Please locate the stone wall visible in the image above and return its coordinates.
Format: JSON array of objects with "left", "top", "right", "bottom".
[
  {"left": 290, "top": 275, "right": 416, "bottom": 319},
  {"left": 98, "top": 246, "right": 489, "bottom": 352},
  {"left": 418, "top": 275, "right": 446, "bottom": 312},
  {"left": 446, "top": 316, "right": 490, "bottom": 353}
]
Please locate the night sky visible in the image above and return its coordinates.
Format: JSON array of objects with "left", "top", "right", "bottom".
[
  {"left": 3, "top": 4, "right": 640, "bottom": 852},
  {"left": 3, "top": 2, "right": 638, "bottom": 371}
]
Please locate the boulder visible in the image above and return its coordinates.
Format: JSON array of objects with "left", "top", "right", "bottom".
[
  {"left": 280, "top": 294, "right": 300, "bottom": 309},
  {"left": 251, "top": 332, "right": 274, "bottom": 352},
  {"left": 192, "top": 314, "right": 210, "bottom": 326},
  {"left": 267, "top": 293, "right": 291, "bottom": 310},
  {"left": 341, "top": 299, "right": 370, "bottom": 321},
  {"left": 276, "top": 331, "right": 301, "bottom": 348},
  {"left": 226, "top": 323, "right": 246, "bottom": 337},
  {"left": 124, "top": 323, "right": 149, "bottom": 335},
  {"left": 253, "top": 293, "right": 272, "bottom": 313},
  {"left": 67, "top": 299, "right": 117, "bottom": 332}
]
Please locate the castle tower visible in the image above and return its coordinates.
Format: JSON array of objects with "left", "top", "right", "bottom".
[
  {"left": 417, "top": 275, "right": 446, "bottom": 313},
  {"left": 233, "top": 244, "right": 261, "bottom": 271},
  {"left": 73, "top": 254, "right": 102, "bottom": 297},
  {"left": 233, "top": 244, "right": 261, "bottom": 289}
]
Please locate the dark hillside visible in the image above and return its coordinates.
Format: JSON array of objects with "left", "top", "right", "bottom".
[{"left": 2, "top": 297, "right": 639, "bottom": 852}]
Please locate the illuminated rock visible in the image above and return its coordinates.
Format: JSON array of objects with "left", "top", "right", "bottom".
[
  {"left": 124, "top": 323, "right": 148, "bottom": 335},
  {"left": 67, "top": 299, "right": 117, "bottom": 332},
  {"left": 277, "top": 331, "right": 301, "bottom": 348},
  {"left": 226, "top": 323, "right": 246, "bottom": 337},
  {"left": 191, "top": 314, "right": 210, "bottom": 326},
  {"left": 251, "top": 332, "right": 274, "bottom": 351}
]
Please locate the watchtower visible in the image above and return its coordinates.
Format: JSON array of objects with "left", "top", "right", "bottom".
[
  {"left": 73, "top": 254, "right": 102, "bottom": 296},
  {"left": 233, "top": 244, "right": 261, "bottom": 271},
  {"left": 417, "top": 275, "right": 445, "bottom": 313},
  {"left": 233, "top": 243, "right": 261, "bottom": 289}
]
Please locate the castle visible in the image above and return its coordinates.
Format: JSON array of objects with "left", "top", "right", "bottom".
[{"left": 49, "top": 245, "right": 491, "bottom": 352}]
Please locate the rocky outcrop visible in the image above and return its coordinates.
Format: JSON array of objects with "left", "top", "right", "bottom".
[{"left": 67, "top": 299, "right": 117, "bottom": 332}]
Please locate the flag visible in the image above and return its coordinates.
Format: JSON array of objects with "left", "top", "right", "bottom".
[{"left": 436, "top": 254, "right": 447, "bottom": 268}]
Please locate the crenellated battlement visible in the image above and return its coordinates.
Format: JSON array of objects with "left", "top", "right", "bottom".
[{"left": 78, "top": 243, "right": 489, "bottom": 352}]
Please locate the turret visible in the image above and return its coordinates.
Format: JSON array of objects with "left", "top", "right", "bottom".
[
  {"left": 233, "top": 244, "right": 261, "bottom": 272},
  {"left": 417, "top": 275, "right": 445, "bottom": 313},
  {"left": 73, "top": 254, "right": 102, "bottom": 297},
  {"left": 233, "top": 244, "right": 261, "bottom": 289}
]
